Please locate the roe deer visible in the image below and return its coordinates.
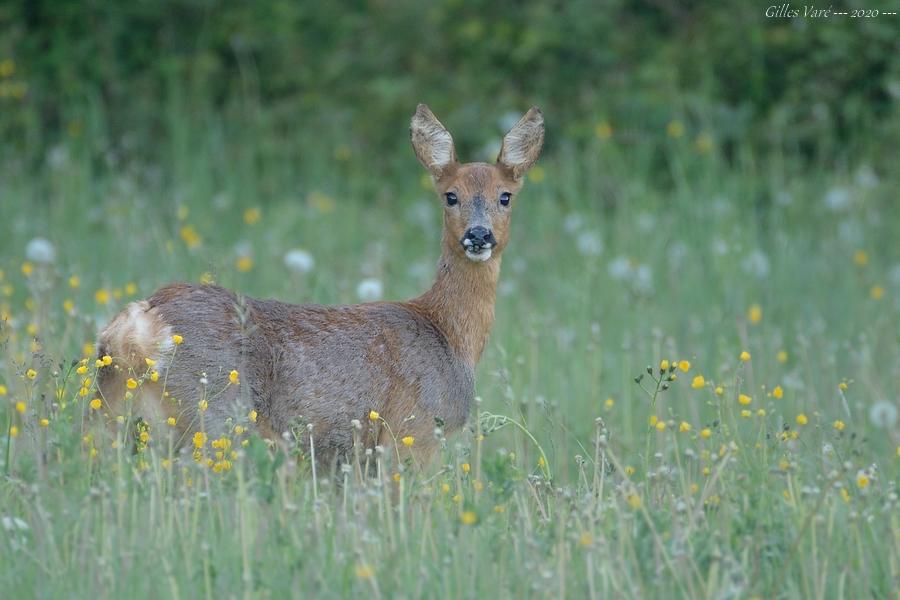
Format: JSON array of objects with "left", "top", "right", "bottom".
[{"left": 96, "top": 104, "right": 544, "bottom": 467}]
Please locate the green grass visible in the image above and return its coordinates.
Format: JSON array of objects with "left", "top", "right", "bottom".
[{"left": 0, "top": 103, "right": 898, "bottom": 599}]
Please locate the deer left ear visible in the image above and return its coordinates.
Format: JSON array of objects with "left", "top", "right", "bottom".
[{"left": 497, "top": 107, "right": 544, "bottom": 180}]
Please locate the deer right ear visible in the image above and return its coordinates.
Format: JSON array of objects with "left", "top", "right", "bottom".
[{"left": 410, "top": 104, "right": 458, "bottom": 179}]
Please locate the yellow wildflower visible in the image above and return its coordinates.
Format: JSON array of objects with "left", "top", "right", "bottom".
[
  {"left": 150, "top": 370, "right": 159, "bottom": 382},
  {"left": 691, "top": 375, "right": 706, "bottom": 389},
  {"left": 666, "top": 120, "right": 685, "bottom": 138},
  {"left": 193, "top": 431, "right": 207, "bottom": 448},
  {"left": 10, "top": 425, "right": 18, "bottom": 437},
  {"left": 249, "top": 409, "right": 258, "bottom": 422},
  {"left": 773, "top": 386, "right": 783, "bottom": 399},
  {"left": 626, "top": 493, "right": 642, "bottom": 509},
  {"left": 700, "top": 428, "right": 711, "bottom": 439},
  {"left": 26, "top": 368, "right": 37, "bottom": 380},
  {"left": 235, "top": 256, "right": 253, "bottom": 272},
  {"left": 461, "top": 462, "right": 471, "bottom": 473},
  {"left": 229, "top": 370, "right": 239, "bottom": 385},
  {"left": 39, "top": 418, "right": 49, "bottom": 427},
  {"left": 777, "top": 350, "right": 788, "bottom": 363},
  {"left": 856, "top": 475, "right": 869, "bottom": 489},
  {"left": 853, "top": 249, "right": 868, "bottom": 266},
  {"left": 402, "top": 436, "right": 414, "bottom": 447},
  {"left": 89, "top": 398, "right": 102, "bottom": 410},
  {"left": 740, "top": 351, "right": 751, "bottom": 362},
  {"left": 460, "top": 511, "right": 477, "bottom": 525},
  {"left": 870, "top": 285, "right": 884, "bottom": 300},
  {"left": 171, "top": 334, "right": 183, "bottom": 345},
  {"left": 243, "top": 207, "right": 261, "bottom": 225},
  {"left": 655, "top": 421, "right": 666, "bottom": 432},
  {"left": 102, "top": 355, "right": 113, "bottom": 366},
  {"left": 833, "top": 420, "right": 845, "bottom": 431},
  {"left": 624, "top": 466, "right": 635, "bottom": 476},
  {"left": 660, "top": 359, "right": 670, "bottom": 371},
  {"left": 368, "top": 410, "right": 379, "bottom": 421},
  {"left": 15, "top": 401, "right": 25, "bottom": 413},
  {"left": 198, "top": 399, "right": 208, "bottom": 412},
  {"left": 741, "top": 410, "right": 751, "bottom": 418},
  {"left": 354, "top": 564, "right": 374, "bottom": 579},
  {"left": 594, "top": 121, "right": 613, "bottom": 140},
  {"left": 738, "top": 394, "right": 752, "bottom": 405},
  {"left": 604, "top": 397, "right": 615, "bottom": 410},
  {"left": 796, "top": 414, "right": 808, "bottom": 426},
  {"left": 714, "top": 385, "right": 724, "bottom": 396},
  {"left": 179, "top": 225, "right": 201, "bottom": 248},
  {"left": 679, "top": 421, "right": 691, "bottom": 433},
  {"left": 126, "top": 378, "right": 138, "bottom": 390}
]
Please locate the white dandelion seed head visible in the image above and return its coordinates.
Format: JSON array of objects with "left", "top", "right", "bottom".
[
  {"left": 837, "top": 219, "right": 864, "bottom": 245},
  {"left": 46, "top": 145, "right": 69, "bottom": 170},
  {"left": 854, "top": 165, "right": 879, "bottom": 189},
  {"left": 887, "top": 263, "right": 900, "bottom": 286},
  {"left": 775, "top": 191, "right": 793, "bottom": 206},
  {"left": 25, "top": 238, "right": 56, "bottom": 264},
  {"left": 356, "top": 278, "right": 383, "bottom": 301},
  {"left": 576, "top": 230, "right": 603, "bottom": 257},
  {"left": 607, "top": 255, "right": 631, "bottom": 280},
  {"left": 633, "top": 264, "right": 654, "bottom": 294},
  {"left": 868, "top": 401, "right": 898, "bottom": 429},
  {"left": 741, "top": 249, "right": 770, "bottom": 279},
  {"left": 823, "top": 187, "right": 851, "bottom": 212},
  {"left": 234, "top": 240, "right": 252, "bottom": 258},
  {"left": 283, "top": 249, "right": 315, "bottom": 274},
  {"left": 635, "top": 211, "right": 656, "bottom": 233},
  {"left": 563, "top": 213, "right": 583, "bottom": 234}
]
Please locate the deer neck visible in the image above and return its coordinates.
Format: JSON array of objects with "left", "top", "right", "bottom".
[{"left": 413, "top": 233, "right": 501, "bottom": 367}]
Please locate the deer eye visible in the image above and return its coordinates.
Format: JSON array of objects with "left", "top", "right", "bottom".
[
  {"left": 499, "top": 192, "right": 511, "bottom": 206},
  {"left": 445, "top": 192, "right": 458, "bottom": 206}
]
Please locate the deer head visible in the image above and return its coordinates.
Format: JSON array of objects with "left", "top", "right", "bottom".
[{"left": 411, "top": 104, "right": 544, "bottom": 263}]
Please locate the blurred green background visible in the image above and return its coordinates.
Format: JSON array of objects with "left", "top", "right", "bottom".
[{"left": 2, "top": 0, "right": 899, "bottom": 173}]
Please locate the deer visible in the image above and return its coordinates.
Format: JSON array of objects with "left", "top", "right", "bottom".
[{"left": 95, "top": 104, "right": 544, "bottom": 468}]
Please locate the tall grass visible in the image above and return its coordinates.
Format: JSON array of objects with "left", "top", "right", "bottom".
[{"left": 1, "top": 100, "right": 897, "bottom": 598}]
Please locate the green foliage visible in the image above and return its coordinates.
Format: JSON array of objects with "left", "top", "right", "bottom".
[{"left": 1, "top": 0, "right": 898, "bottom": 168}]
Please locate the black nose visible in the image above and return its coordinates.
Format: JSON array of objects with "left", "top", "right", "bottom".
[{"left": 464, "top": 226, "right": 496, "bottom": 249}]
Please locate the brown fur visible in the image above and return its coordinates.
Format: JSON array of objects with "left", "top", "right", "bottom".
[{"left": 96, "top": 104, "right": 544, "bottom": 469}]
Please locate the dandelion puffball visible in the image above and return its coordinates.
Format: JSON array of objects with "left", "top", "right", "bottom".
[
  {"left": 25, "top": 237, "right": 56, "bottom": 264},
  {"left": 357, "top": 278, "right": 383, "bottom": 301},
  {"left": 283, "top": 249, "right": 315, "bottom": 274}
]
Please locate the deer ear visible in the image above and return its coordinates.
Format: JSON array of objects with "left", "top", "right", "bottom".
[
  {"left": 497, "top": 107, "right": 544, "bottom": 180},
  {"left": 410, "top": 104, "right": 458, "bottom": 179}
]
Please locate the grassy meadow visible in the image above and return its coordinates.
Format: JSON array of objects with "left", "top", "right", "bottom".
[{"left": 1, "top": 100, "right": 898, "bottom": 599}]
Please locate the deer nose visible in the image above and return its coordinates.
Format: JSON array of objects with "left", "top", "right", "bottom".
[{"left": 462, "top": 226, "right": 496, "bottom": 250}]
